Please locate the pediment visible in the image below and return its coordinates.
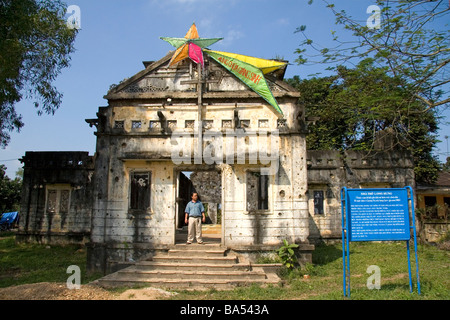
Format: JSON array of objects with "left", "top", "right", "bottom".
[{"left": 105, "top": 51, "right": 296, "bottom": 100}]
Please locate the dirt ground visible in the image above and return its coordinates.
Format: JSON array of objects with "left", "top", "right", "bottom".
[{"left": 0, "top": 282, "right": 178, "bottom": 300}]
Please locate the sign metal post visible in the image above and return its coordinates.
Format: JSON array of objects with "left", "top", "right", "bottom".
[{"left": 341, "top": 187, "right": 420, "bottom": 298}]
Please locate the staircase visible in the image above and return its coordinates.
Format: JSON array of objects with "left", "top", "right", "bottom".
[{"left": 96, "top": 243, "right": 281, "bottom": 290}]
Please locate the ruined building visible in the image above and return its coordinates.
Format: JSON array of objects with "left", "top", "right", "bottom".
[{"left": 17, "top": 33, "right": 417, "bottom": 274}]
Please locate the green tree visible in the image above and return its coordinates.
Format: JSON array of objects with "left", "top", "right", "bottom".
[
  {"left": 0, "top": 165, "right": 22, "bottom": 213},
  {"left": 443, "top": 157, "right": 450, "bottom": 172},
  {"left": 0, "top": 0, "right": 77, "bottom": 147},
  {"left": 288, "top": 58, "right": 441, "bottom": 183},
  {"left": 295, "top": 0, "right": 449, "bottom": 111}
]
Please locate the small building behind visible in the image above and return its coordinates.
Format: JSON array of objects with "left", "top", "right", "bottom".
[
  {"left": 16, "top": 152, "right": 94, "bottom": 245},
  {"left": 416, "top": 171, "right": 450, "bottom": 242},
  {"left": 306, "top": 150, "right": 416, "bottom": 242}
]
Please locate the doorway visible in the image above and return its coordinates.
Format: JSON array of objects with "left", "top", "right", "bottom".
[{"left": 176, "top": 170, "right": 222, "bottom": 244}]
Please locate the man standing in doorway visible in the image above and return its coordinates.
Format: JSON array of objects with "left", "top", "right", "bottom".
[{"left": 185, "top": 192, "right": 206, "bottom": 244}]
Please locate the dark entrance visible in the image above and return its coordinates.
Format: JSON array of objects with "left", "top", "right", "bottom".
[{"left": 176, "top": 170, "right": 222, "bottom": 244}]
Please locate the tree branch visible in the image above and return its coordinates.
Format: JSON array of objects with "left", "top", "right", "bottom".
[{"left": 416, "top": 94, "right": 450, "bottom": 111}]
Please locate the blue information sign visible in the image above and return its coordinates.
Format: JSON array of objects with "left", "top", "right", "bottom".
[
  {"left": 341, "top": 186, "right": 420, "bottom": 297},
  {"left": 347, "top": 188, "right": 410, "bottom": 241}
]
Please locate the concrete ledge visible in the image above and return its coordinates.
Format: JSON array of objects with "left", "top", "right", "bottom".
[
  {"left": 227, "top": 243, "right": 315, "bottom": 251},
  {"left": 15, "top": 231, "right": 90, "bottom": 245},
  {"left": 251, "top": 264, "right": 283, "bottom": 274}
]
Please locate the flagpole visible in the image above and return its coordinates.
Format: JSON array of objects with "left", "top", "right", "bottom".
[{"left": 196, "top": 62, "right": 203, "bottom": 165}]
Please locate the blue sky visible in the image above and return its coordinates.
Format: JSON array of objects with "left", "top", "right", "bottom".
[{"left": 1, "top": 0, "right": 449, "bottom": 178}]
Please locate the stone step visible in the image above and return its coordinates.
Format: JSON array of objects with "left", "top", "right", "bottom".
[
  {"left": 97, "top": 276, "right": 278, "bottom": 290},
  {"left": 171, "top": 243, "right": 223, "bottom": 250},
  {"left": 151, "top": 255, "right": 237, "bottom": 264},
  {"left": 134, "top": 261, "right": 251, "bottom": 271},
  {"left": 112, "top": 268, "right": 268, "bottom": 281},
  {"left": 166, "top": 249, "right": 226, "bottom": 257}
]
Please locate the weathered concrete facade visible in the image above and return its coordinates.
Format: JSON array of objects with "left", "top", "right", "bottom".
[
  {"left": 17, "top": 50, "right": 421, "bottom": 275},
  {"left": 306, "top": 150, "right": 415, "bottom": 242},
  {"left": 84, "top": 53, "right": 310, "bottom": 273},
  {"left": 16, "top": 152, "right": 94, "bottom": 244}
]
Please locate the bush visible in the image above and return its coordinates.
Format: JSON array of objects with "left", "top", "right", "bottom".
[{"left": 277, "top": 240, "right": 299, "bottom": 270}]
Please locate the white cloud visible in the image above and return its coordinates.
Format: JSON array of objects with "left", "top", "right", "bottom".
[
  {"left": 226, "top": 29, "right": 244, "bottom": 42},
  {"left": 198, "top": 18, "right": 212, "bottom": 29},
  {"left": 149, "top": 0, "right": 221, "bottom": 9},
  {"left": 276, "top": 18, "right": 290, "bottom": 26},
  {"left": 216, "top": 28, "right": 244, "bottom": 48}
]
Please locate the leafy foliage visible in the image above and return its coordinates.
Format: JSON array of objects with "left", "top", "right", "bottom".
[
  {"left": 443, "top": 157, "right": 450, "bottom": 172},
  {"left": 277, "top": 239, "right": 299, "bottom": 270},
  {"left": 0, "top": 0, "right": 77, "bottom": 147},
  {"left": 0, "top": 165, "right": 22, "bottom": 213},
  {"left": 295, "top": 0, "right": 449, "bottom": 112},
  {"left": 287, "top": 58, "right": 441, "bottom": 183}
]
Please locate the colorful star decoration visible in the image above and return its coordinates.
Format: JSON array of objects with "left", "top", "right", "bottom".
[
  {"left": 161, "top": 23, "right": 287, "bottom": 115},
  {"left": 160, "top": 23, "right": 223, "bottom": 67}
]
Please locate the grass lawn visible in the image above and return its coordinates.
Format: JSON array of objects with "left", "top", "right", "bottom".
[
  {"left": 0, "top": 231, "right": 448, "bottom": 300},
  {"left": 0, "top": 232, "right": 101, "bottom": 288},
  {"left": 171, "top": 240, "right": 449, "bottom": 300}
]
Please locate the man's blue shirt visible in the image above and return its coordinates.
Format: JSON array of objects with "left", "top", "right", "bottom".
[{"left": 185, "top": 201, "right": 205, "bottom": 217}]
